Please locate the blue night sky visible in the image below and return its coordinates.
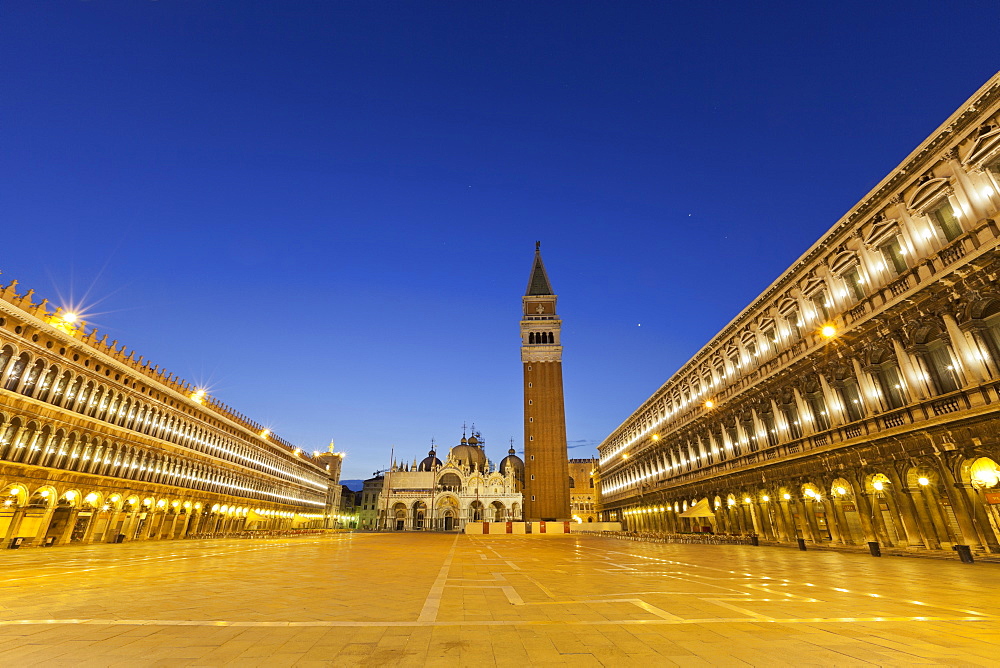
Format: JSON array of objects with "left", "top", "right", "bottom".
[{"left": 2, "top": 2, "right": 998, "bottom": 482}]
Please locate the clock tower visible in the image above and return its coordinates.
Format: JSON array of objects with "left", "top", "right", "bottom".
[{"left": 521, "top": 242, "right": 571, "bottom": 521}]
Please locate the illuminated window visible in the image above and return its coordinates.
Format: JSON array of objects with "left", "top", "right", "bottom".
[
  {"left": 924, "top": 340, "right": 960, "bottom": 394},
  {"left": 989, "top": 161, "right": 1000, "bottom": 183},
  {"left": 880, "top": 236, "right": 908, "bottom": 276},
  {"left": 760, "top": 411, "right": 779, "bottom": 446},
  {"left": 811, "top": 290, "right": 831, "bottom": 322},
  {"left": 762, "top": 325, "right": 777, "bottom": 350},
  {"left": 781, "top": 401, "right": 802, "bottom": 440},
  {"left": 3, "top": 353, "right": 27, "bottom": 391},
  {"left": 843, "top": 266, "right": 865, "bottom": 301},
  {"left": 981, "top": 307, "right": 1000, "bottom": 364},
  {"left": 873, "top": 361, "right": 906, "bottom": 410},
  {"left": 838, "top": 378, "right": 866, "bottom": 422},
  {"left": 806, "top": 391, "right": 830, "bottom": 431},
  {"left": 725, "top": 424, "right": 741, "bottom": 456},
  {"left": 786, "top": 311, "right": 801, "bottom": 340},
  {"left": 931, "top": 201, "right": 962, "bottom": 242}
]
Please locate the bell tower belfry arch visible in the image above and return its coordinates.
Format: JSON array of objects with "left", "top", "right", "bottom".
[{"left": 521, "top": 242, "right": 571, "bottom": 522}]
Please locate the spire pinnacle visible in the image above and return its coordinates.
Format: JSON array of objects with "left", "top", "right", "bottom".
[{"left": 525, "top": 242, "right": 554, "bottom": 296}]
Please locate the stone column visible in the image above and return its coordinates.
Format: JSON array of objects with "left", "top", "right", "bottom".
[
  {"left": 80, "top": 509, "right": 104, "bottom": 544},
  {"left": 880, "top": 486, "right": 917, "bottom": 547},
  {"left": 919, "top": 485, "right": 954, "bottom": 546},
  {"left": 55, "top": 509, "right": 82, "bottom": 546},
  {"left": 1, "top": 508, "right": 26, "bottom": 544},
  {"left": 819, "top": 375, "right": 844, "bottom": 426},
  {"left": 847, "top": 474, "right": 879, "bottom": 544},
  {"left": 908, "top": 488, "right": 942, "bottom": 549},
  {"left": 778, "top": 498, "right": 796, "bottom": 541},
  {"left": 120, "top": 511, "right": 140, "bottom": 541},
  {"left": 935, "top": 457, "right": 982, "bottom": 549},
  {"left": 831, "top": 497, "right": 853, "bottom": 544},
  {"left": 948, "top": 155, "right": 991, "bottom": 221},
  {"left": 790, "top": 498, "right": 816, "bottom": 542},
  {"left": 803, "top": 501, "right": 823, "bottom": 542},
  {"left": 30, "top": 505, "right": 58, "bottom": 546},
  {"left": 894, "top": 483, "right": 931, "bottom": 549},
  {"left": 851, "top": 358, "right": 880, "bottom": 415},
  {"left": 753, "top": 499, "right": 774, "bottom": 539},
  {"left": 768, "top": 496, "right": 790, "bottom": 542},
  {"left": 792, "top": 388, "right": 813, "bottom": 435},
  {"left": 887, "top": 478, "right": 930, "bottom": 549},
  {"left": 820, "top": 497, "right": 844, "bottom": 544},
  {"left": 735, "top": 504, "right": 748, "bottom": 534},
  {"left": 869, "top": 493, "right": 895, "bottom": 546},
  {"left": 942, "top": 312, "right": 988, "bottom": 384},
  {"left": 891, "top": 338, "right": 928, "bottom": 400},
  {"left": 745, "top": 502, "right": 760, "bottom": 535},
  {"left": 965, "top": 486, "right": 1000, "bottom": 552}
]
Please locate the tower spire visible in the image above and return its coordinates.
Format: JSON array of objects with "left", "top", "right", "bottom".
[{"left": 525, "top": 242, "right": 554, "bottom": 296}]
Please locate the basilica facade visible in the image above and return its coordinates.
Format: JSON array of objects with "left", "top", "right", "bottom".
[
  {"left": 358, "top": 432, "right": 524, "bottom": 531},
  {"left": 598, "top": 73, "right": 1000, "bottom": 556}
]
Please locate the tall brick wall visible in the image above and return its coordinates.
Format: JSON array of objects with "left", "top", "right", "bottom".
[{"left": 523, "top": 360, "right": 570, "bottom": 520}]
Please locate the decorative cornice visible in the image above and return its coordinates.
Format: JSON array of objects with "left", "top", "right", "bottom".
[{"left": 522, "top": 347, "right": 563, "bottom": 363}]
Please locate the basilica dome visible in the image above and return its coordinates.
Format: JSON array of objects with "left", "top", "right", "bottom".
[
  {"left": 419, "top": 445, "right": 442, "bottom": 471},
  {"left": 499, "top": 445, "right": 524, "bottom": 481},
  {"left": 449, "top": 435, "right": 487, "bottom": 471}
]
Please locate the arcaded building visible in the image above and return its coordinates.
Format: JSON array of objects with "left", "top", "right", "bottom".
[
  {"left": 0, "top": 281, "right": 331, "bottom": 547},
  {"left": 568, "top": 458, "right": 599, "bottom": 524},
  {"left": 598, "top": 73, "right": 1000, "bottom": 554}
]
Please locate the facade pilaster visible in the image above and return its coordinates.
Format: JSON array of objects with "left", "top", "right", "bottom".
[
  {"left": 934, "top": 457, "right": 982, "bottom": 549},
  {"left": 891, "top": 337, "right": 928, "bottom": 400}
]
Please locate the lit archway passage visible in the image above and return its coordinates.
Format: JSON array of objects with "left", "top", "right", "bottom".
[
  {"left": 0, "top": 283, "right": 332, "bottom": 547},
  {"left": 598, "top": 73, "right": 1000, "bottom": 555}
]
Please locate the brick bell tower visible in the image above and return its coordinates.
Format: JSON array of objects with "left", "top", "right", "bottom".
[{"left": 521, "top": 242, "right": 571, "bottom": 522}]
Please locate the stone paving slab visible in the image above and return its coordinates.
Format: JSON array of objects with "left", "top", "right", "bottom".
[{"left": 1, "top": 532, "right": 999, "bottom": 665}]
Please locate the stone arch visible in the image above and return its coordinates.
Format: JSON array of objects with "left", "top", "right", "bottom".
[
  {"left": 3, "top": 351, "right": 31, "bottom": 392},
  {"left": 436, "top": 494, "right": 460, "bottom": 530},
  {"left": 82, "top": 490, "right": 103, "bottom": 508},
  {"left": 27, "top": 485, "right": 57, "bottom": 509},
  {"left": 58, "top": 489, "right": 82, "bottom": 509},
  {"left": 438, "top": 472, "right": 462, "bottom": 491},
  {"left": 2, "top": 483, "right": 28, "bottom": 507},
  {"left": 51, "top": 370, "right": 73, "bottom": 406},
  {"left": 21, "top": 358, "right": 47, "bottom": 397},
  {"left": 903, "top": 463, "right": 956, "bottom": 548},
  {"left": 0, "top": 413, "right": 24, "bottom": 461}
]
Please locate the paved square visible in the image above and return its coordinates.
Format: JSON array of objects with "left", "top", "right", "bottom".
[{"left": 1, "top": 533, "right": 999, "bottom": 665}]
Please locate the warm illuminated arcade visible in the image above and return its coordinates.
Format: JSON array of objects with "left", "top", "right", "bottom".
[
  {"left": 0, "top": 281, "right": 334, "bottom": 547},
  {"left": 598, "top": 73, "right": 1000, "bottom": 556}
]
